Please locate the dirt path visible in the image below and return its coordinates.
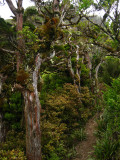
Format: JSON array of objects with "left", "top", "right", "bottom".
[{"left": 73, "top": 115, "right": 97, "bottom": 160}]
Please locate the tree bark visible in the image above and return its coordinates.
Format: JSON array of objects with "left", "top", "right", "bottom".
[
  {"left": 68, "top": 56, "right": 75, "bottom": 83},
  {"left": 84, "top": 51, "right": 92, "bottom": 79},
  {"left": 67, "top": 46, "right": 82, "bottom": 93},
  {"left": 53, "top": 0, "right": 59, "bottom": 14},
  {"left": 0, "top": 75, "right": 7, "bottom": 142},
  {"left": 6, "top": 1, "right": 42, "bottom": 159},
  {"left": 16, "top": 0, "right": 24, "bottom": 71},
  {"left": 6, "top": 0, "right": 23, "bottom": 71},
  {"left": 95, "top": 60, "right": 104, "bottom": 89},
  {"left": 23, "top": 54, "right": 42, "bottom": 160},
  {"left": 76, "top": 45, "right": 81, "bottom": 92},
  {"left": 0, "top": 113, "right": 6, "bottom": 142},
  {"left": 0, "top": 74, "right": 2, "bottom": 94},
  {"left": 24, "top": 91, "right": 41, "bottom": 160}
]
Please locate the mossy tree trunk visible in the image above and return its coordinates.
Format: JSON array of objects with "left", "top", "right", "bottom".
[
  {"left": 68, "top": 46, "right": 82, "bottom": 93},
  {"left": 6, "top": 1, "right": 42, "bottom": 159},
  {"left": 84, "top": 50, "right": 92, "bottom": 79}
]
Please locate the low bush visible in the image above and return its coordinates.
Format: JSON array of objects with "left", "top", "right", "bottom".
[
  {"left": 0, "top": 149, "right": 26, "bottom": 160},
  {"left": 41, "top": 83, "right": 94, "bottom": 159}
]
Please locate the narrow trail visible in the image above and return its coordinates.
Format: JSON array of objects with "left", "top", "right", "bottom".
[{"left": 73, "top": 115, "right": 98, "bottom": 160}]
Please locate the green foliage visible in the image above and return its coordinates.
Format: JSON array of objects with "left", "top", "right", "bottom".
[
  {"left": 100, "top": 57, "right": 120, "bottom": 85},
  {"left": 40, "top": 70, "right": 93, "bottom": 159},
  {"left": 0, "top": 53, "right": 14, "bottom": 75},
  {"left": 23, "top": 6, "right": 41, "bottom": 30},
  {"left": 0, "top": 18, "right": 14, "bottom": 48},
  {"left": 20, "top": 26, "right": 40, "bottom": 53},
  {"left": 81, "top": 64, "right": 91, "bottom": 86},
  {"left": 49, "top": 152, "right": 60, "bottom": 160},
  {"left": 23, "top": 22, "right": 35, "bottom": 30},
  {"left": 94, "top": 132, "right": 119, "bottom": 160},
  {"left": 0, "top": 18, "right": 12, "bottom": 34},
  {"left": 2, "top": 2, "right": 119, "bottom": 160},
  {"left": 21, "top": 16, "right": 63, "bottom": 57},
  {"left": 93, "top": 77, "right": 120, "bottom": 160},
  {"left": 70, "top": 54, "right": 91, "bottom": 87},
  {"left": 54, "top": 45, "right": 65, "bottom": 52},
  {"left": 53, "top": 44, "right": 70, "bottom": 56},
  {"left": 79, "top": 0, "right": 93, "bottom": 11},
  {"left": 41, "top": 72, "right": 72, "bottom": 93},
  {"left": 23, "top": 6, "right": 38, "bottom": 21},
  {"left": 67, "top": 128, "right": 86, "bottom": 147},
  {"left": 95, "top": 0, "right": 116, "bottom": 9},
  {"left": 65, "top": 146, "right": 76, "bottom": 159},
  {"left": 0, "top": 92, "right": 25, "bottom": 158},
  {"left": 95, "top": 117, "right": 107, "bottom": 138},
  {"left": 3, "top": 92, "right": 23, "bottom": 130}
]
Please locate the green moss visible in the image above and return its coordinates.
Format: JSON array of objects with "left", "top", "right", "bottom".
[{"left": 16, "top": 69, "right": 29, "bottom": 85}]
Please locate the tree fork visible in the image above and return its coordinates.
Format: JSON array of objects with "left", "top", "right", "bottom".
[{"left": 6, "top": 1, "right": 42, "bottom": 159}]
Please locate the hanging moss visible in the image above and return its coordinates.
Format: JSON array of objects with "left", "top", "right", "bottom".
[
  {"left": 16, "top": 69, "right": 29, "bottom": 85},
  {"left": 26, "top": 83, "right": 34, "bottom": 92}
]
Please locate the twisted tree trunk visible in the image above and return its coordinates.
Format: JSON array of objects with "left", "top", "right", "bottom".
[{"left": 68, "top": 46, "right": 82, "bottom": 93}]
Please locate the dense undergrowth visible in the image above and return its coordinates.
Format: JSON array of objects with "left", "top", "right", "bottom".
[
  {"left": 91, "top": 77, "right": 120, "bottom": 160},
  {"left": 0, "top": 2, "right": 120, "bottom": 159},
  {"left": 0, "top": 71, "right": 94, "bottom": 160},
  {"left": 1, "top": 69, "right": 120, "bottom": 160}
]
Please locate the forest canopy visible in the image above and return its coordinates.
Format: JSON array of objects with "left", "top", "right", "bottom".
[{"left": 0, "top": 0, "right": 120, "bottom": 160}]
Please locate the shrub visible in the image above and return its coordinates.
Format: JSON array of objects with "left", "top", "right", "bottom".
[
  {"left": 0, "top": 149, "right": 26, "bottom": 160},
  {"left": 0, "top": 130, "right": 26, "bottom": 152},
  {"left": 41, "top": 83, "right": 94, "bottom": 159}
]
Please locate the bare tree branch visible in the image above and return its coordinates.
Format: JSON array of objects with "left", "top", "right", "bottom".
[
  {"left": 0, "top": 48, "right": 16, "bottom": 54},
  {"left": 85, "top": 16, "right": 115, "bottom": 41},
  {"left": 6, "top": 0, "right": 17, "bottom": 16}
]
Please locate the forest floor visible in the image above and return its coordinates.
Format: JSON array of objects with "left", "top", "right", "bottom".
[{"left": 73, "top": 114, "right": 99, "bottom": 160}]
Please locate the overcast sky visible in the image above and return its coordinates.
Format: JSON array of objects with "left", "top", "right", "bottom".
[
  {"left": 0, "top": 0, "right": 118, "bottom": 20},
  {"left": 0, "top": 0, "right": 35, "bottom": 19}
]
